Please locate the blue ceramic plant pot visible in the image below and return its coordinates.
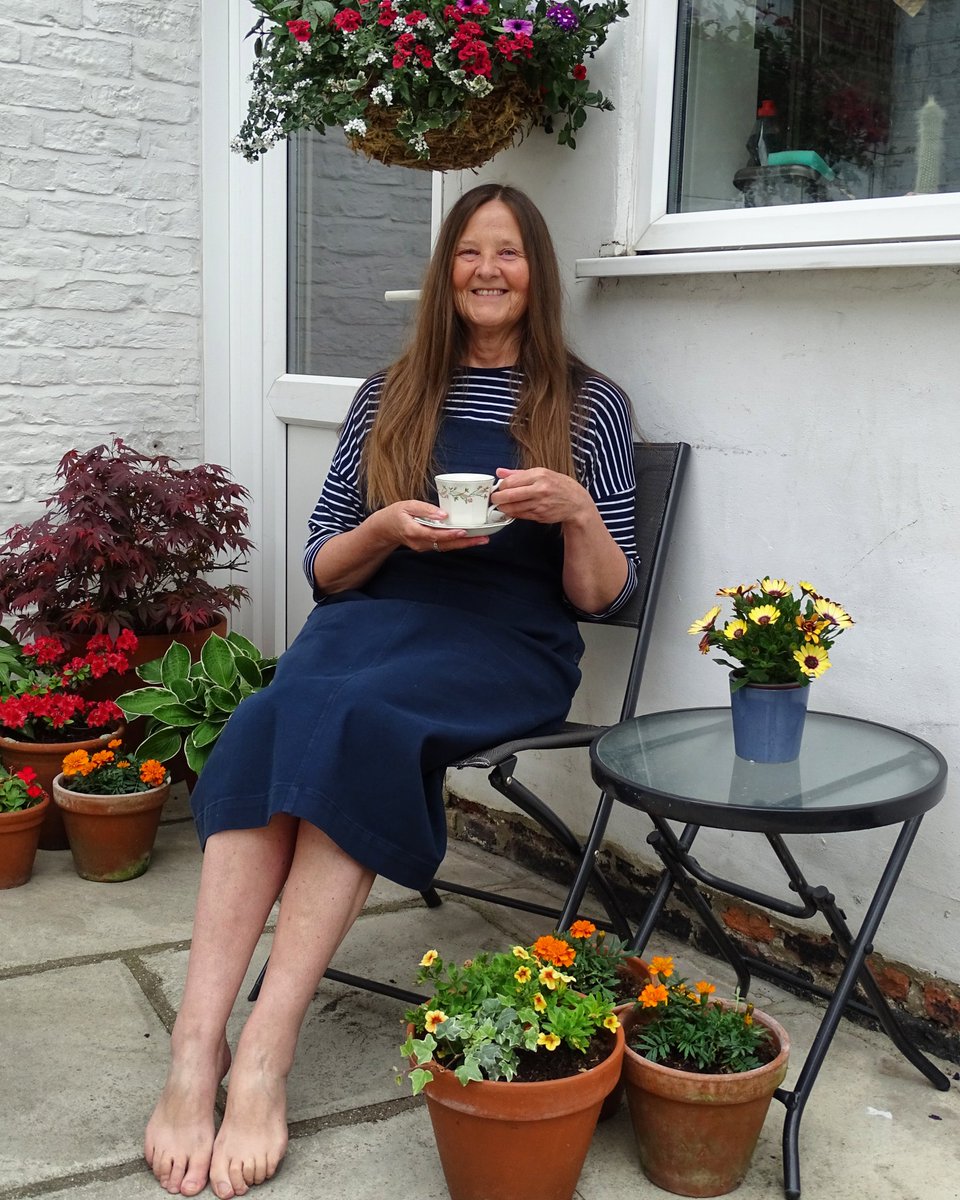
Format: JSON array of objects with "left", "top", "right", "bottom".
[{"left": 729, "top": 678, "right": 810, "bottom": 763}]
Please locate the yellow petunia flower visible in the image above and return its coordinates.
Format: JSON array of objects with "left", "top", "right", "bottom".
[
  {"left": 814, "top": 598, "right": 854, "bottom": 629},
  {"left": 537, "top": 1032, "right": 561, "bottom": 1050},
  {"left": 515, "top": 966, "right": 532, "bottom": 985},
  {"left": 748, "top": 604, "right": 780, "bottom": 626},
  {"left": 759, "top": 577, "right": 791, "bottom": 597},
  {"left": 688, "top": 606, "right": 721, "bottom": 635},
  {"left": 649, "top": 955, "right": 674, "bottom": 978},
  {"left": 794, "top": 645, "right": 831, "bottom": 678},
  {"left": 419, "top": 949, "right": 439, "bottom": 968},
  {"left": 603, "top": 1013, "right": 621, "bottom": 1032},
  {"left": 424, "top": 1009, "right": 447, "bottom": 1033},
  {"left": 723, "top": 619, "right": 748, "bottom": 640},
  {"left": 512, "top": 946, "right": 530, "bottom": 960},
  {"left": 532, "top": 992, "right": 547, "bottom": 1012}
]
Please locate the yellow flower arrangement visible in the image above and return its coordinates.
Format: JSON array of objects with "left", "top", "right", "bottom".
[
  {"left": 401, "top": 932, "right": 620, "bottom": 1092},
  {"left": 689, "top": 577, "right": 854, "bottom": 690}
]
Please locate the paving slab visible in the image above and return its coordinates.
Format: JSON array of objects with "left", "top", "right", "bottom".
[{"left": 0, "top": 960, "right": 171, "bottom": 1191}]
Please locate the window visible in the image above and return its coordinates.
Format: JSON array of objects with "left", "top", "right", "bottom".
[
  {"left": 580, "top": 0, "right": 960, "bottom": 273},
  {"left": 672, "top": 0, "right": 958, "bottom": 212},
  {"left": 287, "top": 132, "right": 432, "bottom": 377}
]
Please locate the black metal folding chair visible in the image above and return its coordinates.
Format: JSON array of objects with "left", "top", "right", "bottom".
[{"left": 251, "top": 441, "right": 690, "bottom": 1004}]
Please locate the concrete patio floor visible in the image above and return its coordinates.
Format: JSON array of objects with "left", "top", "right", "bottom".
[{"left": 2, "top": 786, "right": 958, "bottom": 1200}]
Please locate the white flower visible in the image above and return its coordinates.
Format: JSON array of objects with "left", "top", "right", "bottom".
[
  {"left": 365, "top": 48, "right": 388, "bottom": 64},
  {"left": 371, "top": 84, "right": 394, "bottom": 106},
  {"left": 344, "top": 118, "right": 367, "bottom": 137},
  {"left": 410, "top": 132, "right": 429, "bottom": 154}
]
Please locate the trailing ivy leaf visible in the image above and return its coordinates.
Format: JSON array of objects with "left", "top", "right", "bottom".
[{"left": 408, "top": 1067, "right": 434, "bottom": 1096}]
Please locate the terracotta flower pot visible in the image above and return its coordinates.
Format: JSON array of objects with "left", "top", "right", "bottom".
[
  {"left": 621, "top": 1002, "right": 790, "bottom": 1197},
  {"left": 52, "top": 772, "right": 170, "bottom": 882},
  {"left": 0, "top": 792, "right": 51, "bottom": 888},
  {"left": 414, "top": 1023, "right": 624, "bottom": 1200},
  {"left": 597, "top": 955, "right": 651, "bottom": 1122},
  {"left": 0, "top": 729, "right": 123, "bottom": 851}
]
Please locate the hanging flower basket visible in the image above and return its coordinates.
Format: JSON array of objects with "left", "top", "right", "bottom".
[
  {"left": 233, "top": 0, "right": 629, "bottom": 171},
  {"left": 348, "top": 80, "right": 541, "bottom": 171}
]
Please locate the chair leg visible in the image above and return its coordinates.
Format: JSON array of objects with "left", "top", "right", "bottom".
[{"left": 421, "top": 887, "right": 443, "bottom": 908}]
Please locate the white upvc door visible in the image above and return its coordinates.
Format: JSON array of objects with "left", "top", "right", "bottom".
[{"left": 203, "top": 3, "right": 445, "bottom": 655}]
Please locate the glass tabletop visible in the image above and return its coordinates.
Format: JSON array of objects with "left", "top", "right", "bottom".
[{"left": 590, "top": 709, "right": 947, "bottom": 834}]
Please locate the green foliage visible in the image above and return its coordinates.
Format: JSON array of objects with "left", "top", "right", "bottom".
[
  {"left": 400, "top": 935, "right": 619, "bottom": 1092},
  {"left": 233, "top": 0, "right": 629, "bottom": 164},
  {"left": 630, "top": 957, "right": 772, "bottom": 1074},
  {"left": 59, "top": 741, "right": 169, "bottom": 796},
  {"left": 116, "top": 633, "right": 278, "bottom": 776},
  {"left": 0, "top": 763, "right": 45, "bottom": 813},
  {"left": 559, "top": 920, "right": 634, "bottom": 1002}
]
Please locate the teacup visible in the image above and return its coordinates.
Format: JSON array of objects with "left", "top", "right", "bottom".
[{"left": 434, "top": 473, "right": 501, "bottom": 527}]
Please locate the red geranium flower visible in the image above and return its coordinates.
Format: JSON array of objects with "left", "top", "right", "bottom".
[
  {"left": 333, "top": 9, "right": 363, "bottom": 31},
  {"left": 573, "top": 63, "right": 587, "bottom": 80},
  {"left": 286, "top": 18, "right": 312, "bottom": 42}
]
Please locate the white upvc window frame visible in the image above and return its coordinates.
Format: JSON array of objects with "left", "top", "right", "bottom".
[{"left": 578, "top": 0, "right": 960, "bottom": 278}]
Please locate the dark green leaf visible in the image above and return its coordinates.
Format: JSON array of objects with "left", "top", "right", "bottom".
[
  {"left": 116, "top": 687, "right": 179, "bottom": 717},
  {"left": 135, "top": 727, "right": 182, "bottom": 763},
  {"left": 153, "top": 703, "right": 201, "bottom": 728},
  {"left": 200, "top": 635, "right": 238, "bottom": 689},
  {"left": 160, "top": 641, "right": 192, "bottom": 687}
]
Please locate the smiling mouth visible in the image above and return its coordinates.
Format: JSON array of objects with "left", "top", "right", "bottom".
[{"left": 473, "top": 289, "right": 507, "bottom": 296}]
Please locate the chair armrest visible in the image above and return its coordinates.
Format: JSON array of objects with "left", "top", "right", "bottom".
[{"left": 451, "top": 722, "right": 605, "bottom": 770}]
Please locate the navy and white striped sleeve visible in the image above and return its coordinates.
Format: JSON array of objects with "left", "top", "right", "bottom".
[
  {"left": 573, "top": 376, "right": 640, "bottom": 620},
  {"left": 301, "top": 375, "right": 383, "bottom": 591}
]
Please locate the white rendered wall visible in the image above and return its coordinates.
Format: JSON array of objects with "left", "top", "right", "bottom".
[
  {"left": 449, "top": 39, "right": 960, "bottom": 985},
  {"left": 0, "top": 1, "right": 203, "bottom": 524}
]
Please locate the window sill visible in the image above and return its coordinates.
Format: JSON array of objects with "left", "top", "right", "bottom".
[{"left": 576, "top": 239, "right": 960, "bottom": 278}]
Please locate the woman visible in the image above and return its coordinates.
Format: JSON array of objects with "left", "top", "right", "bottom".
[{"left": 145, "top": 183, "right": 638, "bottom": 1199}]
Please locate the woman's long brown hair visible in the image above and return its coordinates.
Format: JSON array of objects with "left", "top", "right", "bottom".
[{"left": 362, "top": 184, "right": 590, "bottom": 508}]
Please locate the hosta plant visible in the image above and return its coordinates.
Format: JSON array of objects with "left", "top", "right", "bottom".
[{"left": 116, "top": 633, "right": 278, "bottom": 775}]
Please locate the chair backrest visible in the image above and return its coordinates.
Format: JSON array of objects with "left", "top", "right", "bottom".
[{"left": 600, "top": 442, "right": 690, "bottom": 722}]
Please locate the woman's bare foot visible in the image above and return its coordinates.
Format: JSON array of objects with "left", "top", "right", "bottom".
[
  {"left": 207, "top": 1056, "right": 289, "bottom": 1199},
  {"left": 145, "top": 1038, "right": 231, "bottom": 1195}
]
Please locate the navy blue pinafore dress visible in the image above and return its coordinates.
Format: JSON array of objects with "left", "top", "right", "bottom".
[{"left": 190, "top": 414, "right": 583, "bottom": 890}]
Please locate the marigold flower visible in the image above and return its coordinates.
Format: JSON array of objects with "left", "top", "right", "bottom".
[
  {"left": 537, "top": 1032, "right": 561, "bottom": 1050},
  {"left": 748, "top": 604, "right": 780, "bottom": 627},
  {"left": 91, "top": 750, "right": 114, "bottom": 767},
  {"left": 424, "top": 1009, "right": 447, "bottom": 1033},
  {"left": 117, "top": 760, "right": 131, "bottom": 769},
  {"left": 140, "top": 760, "right": 167, "bottom": 788},
  {"left": 695, "top": 980, "right": 716, "bottom": 995},
  {"left": 688, "top": 606, "right": 721, "bottom": 635},
  {"left": 514, "top": 966, "right": 532, "bottom": 984},
  {"left": 419, "top": 949, "right": 439, "bottom": 967},
  {"left": 62, "top": 749, "right": 92, "bottom": 776},
  {"left": 531, "top": 935, "right": 576, "bottom": 967},
  {"left": 567, "top": 920, "right": 596, "bottom": 939},
  {"left": 108, "top": 739, "right": 123, "bottom": 750},
  {"left": 603, "top": 1013, "right": 620, "bottom": 1031},
  {"left": 639, "top": 982, "right": 669, "bottom": 1008},
  {"left": 649, "top": 955, "right": 674, "bottom": 978}
]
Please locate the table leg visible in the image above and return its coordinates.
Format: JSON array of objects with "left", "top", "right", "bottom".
[
  {"left": 777, "top": 816, "right": 949, "bottom": 1200},
  {"left": 627, "top": 822, "right": 700, "bottom": 953}
]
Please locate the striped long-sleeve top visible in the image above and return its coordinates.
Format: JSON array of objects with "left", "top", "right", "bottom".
[{"left": 302, "top": 368, "right": 639, "bottom": 619}]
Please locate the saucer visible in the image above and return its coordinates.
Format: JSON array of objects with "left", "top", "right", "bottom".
[{"left": 414, "top": 515, "right": 514, "bottom": 537}]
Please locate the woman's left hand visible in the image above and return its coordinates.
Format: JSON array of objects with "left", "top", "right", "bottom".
[{"left": 489, "top": 467, "right": 593, "bottom": 527}]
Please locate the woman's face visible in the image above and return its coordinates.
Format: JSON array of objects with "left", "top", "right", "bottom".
[{"left": 451, "top": 200, "right": 530, "bottom": 348}]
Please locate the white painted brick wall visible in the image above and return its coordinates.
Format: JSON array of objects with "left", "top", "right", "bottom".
[{"left": 0, "top": 0, "right": 202, "bottom": 520}]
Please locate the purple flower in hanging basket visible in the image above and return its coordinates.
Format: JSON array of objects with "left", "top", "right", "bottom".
[
  {"left": 503, "top": 17, "right": 534, "bottom": 34},
  {"left": 546, "top": 4, "right": 579, "bottom": 30}
]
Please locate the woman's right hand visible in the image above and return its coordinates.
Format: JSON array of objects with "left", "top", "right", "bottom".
[{"left": 371, "top": 501, "right": 491, "bottom": 554}]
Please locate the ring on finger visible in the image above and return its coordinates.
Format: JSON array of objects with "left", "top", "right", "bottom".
[{"left": 432, "top": 540, "right": 441, "bottom": 553}]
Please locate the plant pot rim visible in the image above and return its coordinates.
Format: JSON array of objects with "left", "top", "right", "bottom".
[
  {"left": 730, "top": 676, "right": 809, "bottom": 692},
  {"left": 0, "top": 727, "right": 123, "bottom": 751},
  {"left": 0, "top": 790, "right": 51, "bottom": 822},
  {"left": 52, "top": 771, "right": 171, "bottom": 814},
  {"left": 409, "top": 1023, "right": 624, "bottom": 1099}
]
